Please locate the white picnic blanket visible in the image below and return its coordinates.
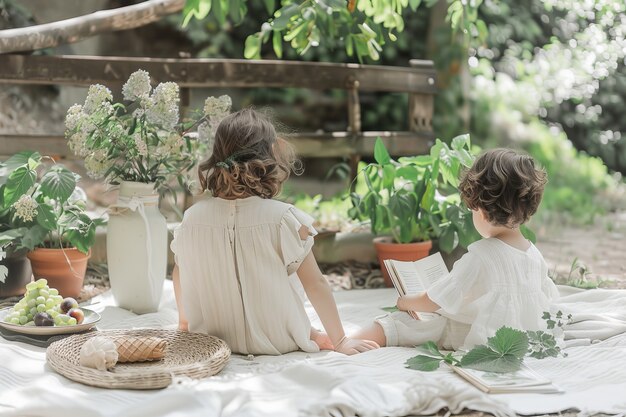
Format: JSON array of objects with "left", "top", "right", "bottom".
[{"left": 1, "top": 282, "right": 626, "bottom": 417}]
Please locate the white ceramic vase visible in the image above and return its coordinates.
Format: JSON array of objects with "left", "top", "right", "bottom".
[{"left": 107, "top": 181, "right": 167, "bottom": 314}]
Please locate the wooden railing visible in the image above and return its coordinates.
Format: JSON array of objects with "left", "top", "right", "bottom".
[{"left": 0, "top": 54, "right": 436, "bottom": 160}]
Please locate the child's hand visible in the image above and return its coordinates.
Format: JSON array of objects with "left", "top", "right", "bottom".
[
  {"left": 178, "top": 320, "right": 189, "bottom": 332},
  {"left": 334, "top": 336, "right": 379, "bottom": 355},
  {"left": 396, "top": 295, "right": 412, "bottom": 311}
]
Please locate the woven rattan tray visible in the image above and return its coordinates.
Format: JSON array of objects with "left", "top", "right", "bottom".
[{"left": 47, "top": 329, "right": 231, "bottom": 389}]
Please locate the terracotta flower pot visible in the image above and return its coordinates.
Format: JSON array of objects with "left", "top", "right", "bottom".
[
  {"left": 0, "top": 249, "right": 33, "bottom": 297},
  {"left": 373, "top": 237, "right": 433, "bottom": 287},
  {"left": 27, "top": 248, "right": 90, "bottom": 298}
]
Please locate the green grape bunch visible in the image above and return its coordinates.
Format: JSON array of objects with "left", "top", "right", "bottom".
[{"left": 3, "top": 279, "right": 82, "bottom": 327}]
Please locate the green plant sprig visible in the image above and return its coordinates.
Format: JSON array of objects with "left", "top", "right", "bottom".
[{"left": 406, "top": 313, "right": 571, "bottom": 373}]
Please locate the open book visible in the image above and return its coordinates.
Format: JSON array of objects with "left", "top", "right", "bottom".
[
  {"left": 449, "top": 363, "right": 563, "bottom": 394},
  {"left": 383, "top": 252, "right": 449, "bottom": 320}
]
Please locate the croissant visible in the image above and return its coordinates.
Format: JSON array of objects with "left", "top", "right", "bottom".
[{"left": 114, "top": 336, "right": 167, "bottom": 363}]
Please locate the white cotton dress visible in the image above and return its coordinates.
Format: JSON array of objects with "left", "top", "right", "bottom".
[
  {"left": 170, "top": 195, "right": 320, "bottom": 355},
  {"left": 376, "top": 237, "right": 560, "bottom": 351}
]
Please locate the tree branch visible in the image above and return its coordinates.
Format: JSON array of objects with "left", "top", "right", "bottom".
[{"left": 0, "top": 0, "right": 185, "bottom": 54}]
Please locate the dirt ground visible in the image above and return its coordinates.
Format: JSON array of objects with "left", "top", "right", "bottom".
[{"left": 535, "top": 211, "right": 626, "bottom": 290}]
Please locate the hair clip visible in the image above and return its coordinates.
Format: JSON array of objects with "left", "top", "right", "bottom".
[{"left": 215, "top": 161, "right": 230, "bottom": 169}]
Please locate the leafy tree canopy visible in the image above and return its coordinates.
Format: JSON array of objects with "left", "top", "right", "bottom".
[{"left": 182, "top": 0, "right": 485, "bottom": 62}]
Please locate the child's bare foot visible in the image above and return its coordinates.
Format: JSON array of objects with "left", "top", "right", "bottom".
[{"left": 310, "top": 329, "right": 334, "bottom": 350}]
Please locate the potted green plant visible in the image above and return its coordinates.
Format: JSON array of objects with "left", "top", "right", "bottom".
[
  {"left": 63, "top": 69, "right": 230, "bottom": 313},
  {"left": 0, "top": 151, "right": 102, "bottom": 297},
  {"left": 349, "top": 134, "right": 481, "bottom": 286},
  {"left": 0, "top": 153, "right": 33, "bottom": 296}
]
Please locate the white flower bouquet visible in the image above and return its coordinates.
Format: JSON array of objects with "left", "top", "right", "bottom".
[{"left": 64, "top": 70, "right": 231, "bottom": 191}]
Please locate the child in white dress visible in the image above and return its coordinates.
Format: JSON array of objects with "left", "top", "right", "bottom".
[
  {"left": 171, "top": 108, "right": 379, "bottom": 355},
  {"left": 352, "top": 148, "right": 559, "bottom": 351}
]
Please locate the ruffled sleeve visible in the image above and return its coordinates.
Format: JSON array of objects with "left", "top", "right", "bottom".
[
  {"left": 170, "top": 224, "right": 182, "bottom": 265},
  {"left": 279, "top": 207, "right": 318, "bottom": 275},
  {"left": 426, "top": 249, "right": 483, "bottom": 315}
]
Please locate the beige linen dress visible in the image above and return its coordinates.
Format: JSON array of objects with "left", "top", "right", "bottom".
[{"left": 171, "top": 195, "right": 320, "bottom": 355}]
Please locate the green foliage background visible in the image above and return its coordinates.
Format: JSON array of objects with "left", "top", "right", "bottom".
[
  {"left": 174, "top": 0, "right": 624, "bottom": 224},
  {"left": 2, "top": 0, "right": 624, "bottom": 225}
]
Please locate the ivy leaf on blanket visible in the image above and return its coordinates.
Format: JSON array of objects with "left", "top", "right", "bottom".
[
  {"left": 405, "top": 328, "right": 528, "bottom": 373},
  {"left": 405, "top": 312, "right": 571, "bottom": 373},
  {"left": 405, "top": 341, "right": 461, "bottom": 371},
  {"left": 459, "top": 327, "right": 529, "bottom": 372}
]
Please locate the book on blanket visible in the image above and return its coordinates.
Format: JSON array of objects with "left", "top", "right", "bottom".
[
  {"left": 383, "top": 252, "right": 449, "bottom": 320},
  {"left": 449, "top": 363, "right": 563, "bottom": 394}
]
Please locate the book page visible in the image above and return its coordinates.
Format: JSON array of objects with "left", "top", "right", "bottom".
[
  {"left": 386, "top": 253, "right": 449, "bottom": 294},
  {"left": 412, "top": 252, "right": 449, "bottom": 288},
  {"left": 389, "top": 261, "right": 423, "bottom": 294},
  {"left": 384, "top": 260, "right": 406, "bottom": 295}
]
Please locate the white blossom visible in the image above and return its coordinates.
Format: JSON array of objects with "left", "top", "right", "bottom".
[
  {"left": 65, "top": 104, "right": 85, "bottom": 131},
  {"left": 68, "top": 131, "right": 90, "bottom": 157},
  {"left": 12, "top": 195, "right": 38, "bottom": 222},
  {"left": 203, "top": 95, "right": 232, "bottom": 117},
  {"left": 122, "top": 70, "right": 152, "bottom": 101},
  {"left": 133, "top": 133, "right": 148, "bottom": 157},
  {"left": 90, "top": 101, "right": 115, "bottom": 124},
  {"left": 83, "top": 84, "right": 113, "bottom": 115},
  {"left": 145, "top": 82, "right": 179, "bottom": 130},
  {"left": 84, "top": 150, "right": 111, "bottom": 179},
  {"left": 156, "top": 133, "right": 183, "bottom": 157},
  {"left": 132, "top": 108, "right": 145, "bottom": 118}
]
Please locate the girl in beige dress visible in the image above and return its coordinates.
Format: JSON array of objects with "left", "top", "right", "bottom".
[{"left": 171, "top": 108, "right": 378, "bottom": 355}]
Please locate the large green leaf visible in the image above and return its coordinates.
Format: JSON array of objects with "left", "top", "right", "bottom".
[
  {"left": 40, "top": 165, "right": 77, "bottom": 204},
  {"left": 405, "top": 355, "right": 442, "bottom": 372},
  {"left": 0, "top": 228, "right": 28, "bottom": 247},
  {"left": 374, "top": 137, "right": 391, "bottom": 165},
  {"left": 4, "top": 166, "right": 36, "bottom": 206},
  {"left": 57, "top": 209, "right": 81, "bottom": 229},
  {"left": 451, "top": 133, "right": 470, "bottom": 151},
  {"left": 487, "top": 327, "right": 530, "bottom": 358},
  {"left": 2, "top": 151, "right": 41, "bottom": 171},
  {"left": 460, "top": 327, "right": 529, "bottom": 373},
  {"left": 244, "top": 33, "right": 262, "bottom": 59},
  {"left": 65, "top": 225, "right": 95, "bottom": 254},
  {"left": 396, "top": 165, "right": 419, "bottom": 179},
  {"left": 416, "top": 341, "right": 444, "bottom": 357},
  {"left": 439, "top": 225, "right": 456, "bottom": 253},
  {"left": 382, "top": 164, "right": 395, "bottom": 190},
  {"left": 17, "top": 225, "right": 48, "bottom": 250},
  {"left": 182, "top": 0, "right": 211, "bottom": 27},
  {"left": 36, "top": 204, "right": 57, "bottom": 231},
  {"left": 459, "top": 346, "right": 523, "bottom": 373},
  {"left": 399, "top": 155, "right": 432, "bottom": 167},
  {"left": 458, "top": 213, "right": 481, "bottom": 248},
  {"left": 420, "top": 183, "right": 435, "bottom": 212}
]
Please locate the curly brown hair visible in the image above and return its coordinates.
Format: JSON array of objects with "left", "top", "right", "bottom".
[
  {"left": 198, "top": 108, "right": 301, "bottom": 199},
  {"left": 458, "top": 148, "right": 547, "bottom": 227}
]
